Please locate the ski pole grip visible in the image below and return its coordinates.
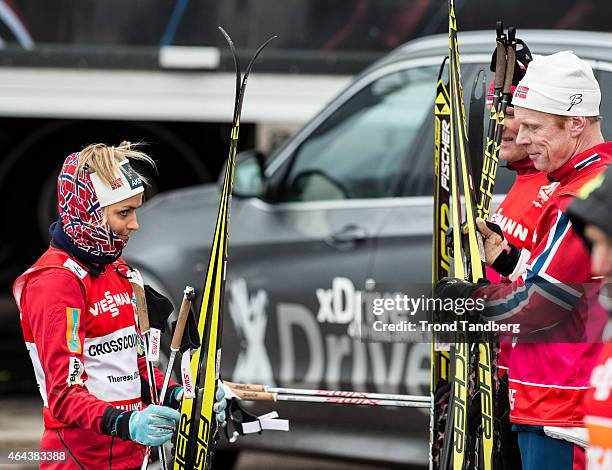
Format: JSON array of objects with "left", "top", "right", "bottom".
[
  {"left": 224, "top": 381, "right": 265, "bottom": 392},
  {"left": 503, "top": 42, "right": 516, "bottom": 94},
  {"left": 131, "top": 282, "right": 150, "bottom": 334},
  {"left": 494, "top": 38, "right": 506, "bottom": 91},
  {"left": 232, "top": 388, "right": 276, "bottom": 402},
  {"left": 171, "top": 286, "right": 195, "bottom": 351}
]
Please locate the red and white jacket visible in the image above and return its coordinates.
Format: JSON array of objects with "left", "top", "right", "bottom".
[
  {"left": 478, "top": 143, "right": 611, "bottom": 426},
  {"left": 13, "top": 247, "right": 172, "bottom": 469},
  {"left": 488, "top": 157, "right": 559, "bottom": 375}
]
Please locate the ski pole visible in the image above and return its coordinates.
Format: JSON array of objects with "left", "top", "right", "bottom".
[
  {"left": 224, "top": 381, "right": 430, "bottom": 403},
  {"left": 159, "top": 286, "right": 194, "bottom": 403},
  {"left": 129, "top": 274, "right": 168, "bottom": 470},
  {"left": 489, "top": 26, "right": 517, "bottom": 173},
  {"left": 477, "top": 21, "right": 507, "bottom": 220},
  {"left": 227, "top": 386, "right": 431, "bottom": 408}
]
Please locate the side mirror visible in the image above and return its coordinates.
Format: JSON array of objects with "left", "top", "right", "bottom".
[{"left": 224, "top": 150, "right": 266, "bottom": 198}]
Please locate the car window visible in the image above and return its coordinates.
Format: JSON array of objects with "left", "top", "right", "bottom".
[
  {"left": 394, "top": 64, "right": 518, "bottom": 197},
  {"left": 277, "top": 65, "right": 439, "bottom": 202},
  {"left": 594, "top": 68, "right": 612, "bottom": 140}
]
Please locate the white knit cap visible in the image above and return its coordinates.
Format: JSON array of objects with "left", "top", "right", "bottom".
[
  {"left": 90, "top": 159, "right": 144, "bottom": 207},
  {"left": 512, "top": 51, "right": 600, "bottom": 116}
]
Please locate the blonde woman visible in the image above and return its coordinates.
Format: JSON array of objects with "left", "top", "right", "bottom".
[{"left": 12, "top": 143, "right": 185, "bottom": 469}]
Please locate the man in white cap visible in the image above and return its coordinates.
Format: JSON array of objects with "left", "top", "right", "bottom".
[{"left": 437, "top": 51, "right": 611, "bottom": 469}]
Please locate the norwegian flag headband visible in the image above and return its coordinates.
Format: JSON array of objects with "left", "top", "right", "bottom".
[{"left": 57, "top": 152, "right": 141, "bottom": 257}]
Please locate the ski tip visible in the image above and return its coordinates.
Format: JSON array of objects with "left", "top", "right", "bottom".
[
  {"left": 218, "top": 26, "right": 234, "bottom": 45},
  {"left": 259, "top": 35, "right": 279, "bottom": 51}
]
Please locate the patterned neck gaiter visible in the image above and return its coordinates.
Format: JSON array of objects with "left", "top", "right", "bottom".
[{"left": 56, "top": 152, "right": 128, "bottom": 258}]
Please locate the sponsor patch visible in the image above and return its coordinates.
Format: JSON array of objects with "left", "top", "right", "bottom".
[
  {"left": 66, "top": 308, "right": 82, "bottom": 354},
  {"left": 89, "top": 290, "right": 132, "bottom": 317},
  {"left": 137, "top": 334, "right": 145, "bottom": 356},
  {"left": 67, "top": 357, "right": 84, "bottom": 387},
  {"left": 87, "top": 332, "right": 141, "bottom": 357},
  {"left": 567, "top": 93, "right": 583, "bottom": 112},
  {"left": 120, "top": 161, "right": 143, "bottom": 190},
  {"left": 149, "top": 327, "right": 161, "bottom": 362},
  {"left": 62, "top": 258, "right": 87, "bottom": 280},
  {"left": 181, "top": 352, "right": 195, "bottom": 398}
]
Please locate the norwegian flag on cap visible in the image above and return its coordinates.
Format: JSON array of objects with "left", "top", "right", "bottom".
[
  {"left": 515, "top": 85, "right": 529, "bottom": 100},
  {"left": 57, "top": 152, "right": 127, "bottom": 257}
]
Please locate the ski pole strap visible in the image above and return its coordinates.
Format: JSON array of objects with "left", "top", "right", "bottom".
[
  {"left": 226, "top": 399, "right": 289, "bottom": 441},
  {"left": 492, "top": 21, "right": 506, "bottom": 92}
]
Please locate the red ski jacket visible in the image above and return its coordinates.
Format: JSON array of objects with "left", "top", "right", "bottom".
[
  {"left": 478, "top": 143, "right": 611, "bottom": 426},
  {"left": 13, "top": 247, "right": 177, "bottom": 469},
  {"left": 489, "top": 158, "right": 559, "bottom": 375}
]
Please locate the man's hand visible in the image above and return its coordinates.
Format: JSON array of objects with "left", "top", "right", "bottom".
[
  {"left": 434, "top": 277, "right": 490, "bottom": 322},
  {"left": 476, "top": 218, "right": 520, "bottom": 276},
  {"left": 476, "top": 218, "right": 508, "bottom": 265}
]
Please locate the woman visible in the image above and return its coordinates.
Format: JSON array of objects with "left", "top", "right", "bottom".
[{"left": 12, "top": 143, "right": 185, "bottom": 469}]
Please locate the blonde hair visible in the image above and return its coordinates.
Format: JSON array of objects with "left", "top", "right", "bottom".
[
  {"left": 76, "top": 141, "right": 156, "bottom": 226},
  {"left": 76, "top": 141, "right": 156, "bottom": 187}
]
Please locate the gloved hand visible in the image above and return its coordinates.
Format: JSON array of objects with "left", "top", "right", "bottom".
[
  {"left": 164, "top": 382, "right": 228, "bottom": 426},
  {"left": 164, "top": 385, "right": 184, "bottom": 410},
  {"left": 475, "top": 218, "right": 520, "bottom": 276},
  {"left": 128, "top": 405, "right": 180, "bottom": 447},
  {"left": 434, "top": 277, "right": 490, "bottom": 321},
  {"left": 214, "top": 384, "right": 228, "bottom": 427}
]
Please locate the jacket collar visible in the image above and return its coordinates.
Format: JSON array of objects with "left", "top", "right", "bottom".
[
  {"left": 506, "top": 156, "right": 539, "bottom": 176},
  {"left": 548, "top": 142, "right": 612, "bottom": 185}
]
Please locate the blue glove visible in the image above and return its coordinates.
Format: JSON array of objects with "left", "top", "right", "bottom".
[
  {"left": 164, "top": 385, "right": 184, "bottom": 410},
  {"left": 213, "top": 385, "right": 228, "bottom": 427},
  {"left": 129, "top": 405, "right": 180, "bottom": 446}
]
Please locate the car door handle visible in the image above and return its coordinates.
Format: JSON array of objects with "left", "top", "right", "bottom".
[{"left": 330, "top": 225, "right": 368, "bottom": 244}]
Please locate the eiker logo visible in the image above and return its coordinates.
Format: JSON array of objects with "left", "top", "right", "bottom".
[
  {"left": 67, "top": 357, "right": 84, "bottom": 387},
  {"left": 567, "top": 93, "right": 583, "bottom": 112}
]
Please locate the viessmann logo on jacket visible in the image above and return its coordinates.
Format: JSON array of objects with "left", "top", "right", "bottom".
[{"left": 89, "top": 290, "right": 132, "bottom": 317}]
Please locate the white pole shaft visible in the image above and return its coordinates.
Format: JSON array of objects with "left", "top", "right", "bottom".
[
  {"left": 275, "top": 394, "right": 431, "bottom": 408},
  {"left": 267, "top": 387, "right": 429, "bottom": 403},
  {"left": 159, "top": 350, "right": 177, "bottom": 404},
  {"left": 140, "top": 332, "right": 168, "bottom": 470}
]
